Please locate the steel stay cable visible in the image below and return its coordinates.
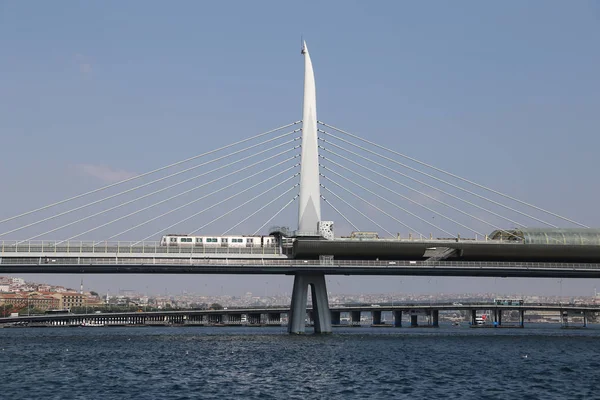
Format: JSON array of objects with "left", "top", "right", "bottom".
[
  {"left": 96, "top": 158, "right": 300, "bottom": 245},
  {"left": 222, "top": 186, "right": 299, "bottom": 235},
  {"left": 321, "top": 175, "right": 422, "bottom": 237},
  {"left": 320, "top": 195, "right": 360, "bottom": 231},
  {"left": 319, "top": 144, "right": 522, "bottom": 239},
  {"left": 1, "top": 130, "right": 299, "bottom": 238},
  {"left": 0, "top": 121, "right": 301, "bottom": 226},
  {"left": 321, "top": 150, "right": 514, "bottom": 236},
  {"left": 319, "top": 121, "right": 588, "bottom": 228},
  {"left": 133, "top": 164, "right": 300, "bottom": 245},
  {"left": 26, "top": 148, "right": 300, "bottom": 245},
  {"left": 319, "top": 129, "right": 557, "bottom": 227},
  {"left": 253, "top": 195, "right": 299, "bottom": 236},
  {"left": 320, "top": 184, "right": 401, "bottom": 238},
  {"left": 320, "top": 162, "right": 462, "bottom": 237},
  {"left": 5, "top": 138, "right": 300, "bottom": 240},
  {"left": 192, "top": 180, "right": 300, "bottom": 236}
]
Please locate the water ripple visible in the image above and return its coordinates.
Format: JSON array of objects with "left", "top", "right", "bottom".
[{"left": 1, "top": 325, "right": 600, "bottom": 399}]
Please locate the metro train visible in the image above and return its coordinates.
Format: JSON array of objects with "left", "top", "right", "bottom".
[{"left": 160, "top": 234, "right": 277, "bottom": 248}]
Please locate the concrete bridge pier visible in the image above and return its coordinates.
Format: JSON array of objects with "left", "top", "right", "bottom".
[
  {"left": 351, "top": 311, "right": 361, "bottom": 326},
  {"left": 267, "top": 312, "right": 281, "bottom": 325},
  {"left": 432, "top": 310, "right": 439, "bottom": 327},
  {"left": 498, "top": 310, "right": 503, "bottom": 326},
  {"left": 288, "top": 273, "right": 332, "bottom": 334},
  {"left": 372, "top": 310, "right": 382, "bottom": 325},
  {"left": 583, "top": 312, "right": 588, "bottom": 328},
  {"left": 410, "top": 314, "right": 418, "bottom": 327},
  {"left": 471, "top": 310, "right": 477, "bottom": 325},
  {"left": 331, "top": 311, "right": 341, "bottom": 325},
  {"left": 208, "top": 314, "right": 221, "bottom": 324},
  {"left": 561, "top": 311, "right": 569, "bottom": 327},
  {"left": 249, "top": 313, "right": 261, "bottom": 325},
  {"left": 519, "top": 310, "right": 525, "bottom": 327},
  {"left": 393, "top": 310, "right": 402, "bottom": 327}
]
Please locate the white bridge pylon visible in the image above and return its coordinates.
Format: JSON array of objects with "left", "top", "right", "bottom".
[
  {"left": 298, "top": 41, "right": 322, "bottom": 235},
  {"left": 290, "top": 42, "right": 330, "bottom": 334}
]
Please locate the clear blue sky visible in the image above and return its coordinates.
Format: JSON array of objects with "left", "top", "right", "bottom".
[{"left": 1, "top": 1, "right": 599, "bottom": 296}]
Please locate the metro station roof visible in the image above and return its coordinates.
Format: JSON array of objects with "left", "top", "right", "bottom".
[{"left": 489, "top": 228, "right": 600, "bottom": 245}]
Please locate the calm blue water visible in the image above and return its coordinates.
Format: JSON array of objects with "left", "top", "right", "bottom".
[{"left": 1, "top": 325, "right": 599, "bottom": 399}]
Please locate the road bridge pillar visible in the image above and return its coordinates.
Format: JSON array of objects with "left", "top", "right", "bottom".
[
  {"left": 393, "top": 310, "right": 402, "bottom": 327},
  {"left": 249, "top": 313, "right": 261, "bottom": 325},
  {"left": 410, "top": 314, "right": 418, "bottom": 327},
  {"left": 584, "top": 312, "right": 588, "bottom": 328},
  {"left": 351, "top": 311, "right": 361, "bottom": 325},
  {"left": 267, "top": 312, "right": 281, "bottom": 325},
  {"left": 519, "top": 310, "right": 525, "bottom": 327},
  {"left": 372, "top": 310, "right": 382, "bottom": 325},
  {"left": 471, "top": 310, "right": 476, "bottom": 325},
  {"left": 331, "top": 311, "right": 341, "bottom": 325},
  {"left": 432, "top": 310, "right": 439, "bottom": 327},
  {"left": 498, "top": 310, "right": 502, "bottom": 326},
  {"left": 288, "top": 273, "right": 331, "bottom": 334}
]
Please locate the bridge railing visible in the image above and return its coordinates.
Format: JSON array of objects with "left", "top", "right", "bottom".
[
  {"left": 1, "top": 256, "right": 600, "bottom": 270},
  {"left": 0, "top": 241, "right": 280, "bottom": 255}
]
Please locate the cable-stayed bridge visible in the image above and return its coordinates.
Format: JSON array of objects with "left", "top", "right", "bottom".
[{"left": 1, "top": 42, "right": 599, "bottom": 333}]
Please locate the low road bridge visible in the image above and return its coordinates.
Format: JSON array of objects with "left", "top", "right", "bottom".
[{"left": 1, "top": 303, "right": 596, "bottom": 329}]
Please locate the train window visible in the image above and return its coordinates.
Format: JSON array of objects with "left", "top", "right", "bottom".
[
  {"left": 196, "top": 238, "right": 202, "bottom": 243},
  {"left": 221, "top": 238, "right": 228, "bottom": 243},
  {"left": 247, "top": 238, "right": 254, "bottom": 243},
  {"left": 170, "top": 238, "right": 177, "bottom": 243},
  {"left": 181, "top": 238, "right": 192, "bottom": 243}
]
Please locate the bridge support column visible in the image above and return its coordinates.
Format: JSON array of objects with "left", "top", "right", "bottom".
[
  {"left": 583, "top": 312, "right": 588, "bottom": 328},
  {"left": 267, "top": 312, "right": 281, "bottom": 325},
  {"left": 288, "top": 273, "right": 331, "bottom": 334},
  {"left": 471, "top": 310, "right": 476, "bottom": 325},
  {"left": 249, "top": 313, "right": 261, "bottom": 325},
  {"left": 393, "top": 310, "right": 402, "bottom": 327},
  {"left": 331, "top": 311, "right": 341, "bottom": 326},
  {"left": 351, "top": 311, "right": 361, "bottom": 326},
  {"left": 498, "top": 310, "right": 502, "bottom": 326},
  {"left": 372, "top": 310, "right": 382, "bottom": 325},
  {"left": 432, "top": 310, "right": 439, "bottom": 327},
  {"left": 519, "top": 310, "right": 525, "bottom": 327},
  {"left": 562, "top": 311, "right": 569, "bottom": 327},
  {"left": 410, "top": 314, "right": 418, "bottom": 327}
]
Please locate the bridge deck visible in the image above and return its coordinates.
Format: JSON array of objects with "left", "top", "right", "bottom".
[{"left": 0, "top": 257, "right": 599, "bottom": 278}]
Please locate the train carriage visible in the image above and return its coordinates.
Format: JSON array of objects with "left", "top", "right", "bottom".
[{"left": 160, "top": 234, "right": 276, "bottom": 248}]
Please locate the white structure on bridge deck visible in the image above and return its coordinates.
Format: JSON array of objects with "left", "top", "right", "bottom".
[
  {"left": 290, "top": 42, "right": 331, "bottom": 334},
  {"left": 298, "top": 41, "right": 322, "bottom": 236}
]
